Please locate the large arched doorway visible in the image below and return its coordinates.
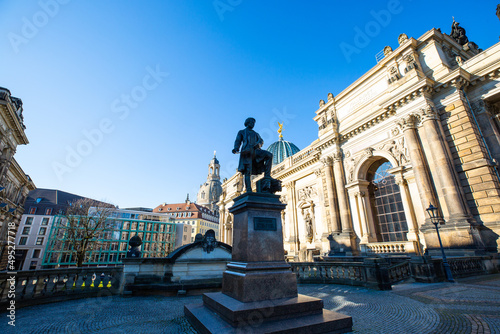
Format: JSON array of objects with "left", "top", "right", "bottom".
[{"left": 367, "top": 160, "right": 408, "bottom": 242}]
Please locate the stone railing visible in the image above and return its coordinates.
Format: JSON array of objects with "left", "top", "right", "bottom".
[
  {"left": 291, "top": 262, "right": 365, "bottom": 284},
  {"left": 387, "top": 261, "right": 411, "bottom": 283},
  {"left": 448, "top": 256, "right": 488, "bottom": 277},
  {"left": 365, "top": 241, "right": 419, "bottom": 254},
  {"left": 292, "top": 148, "right": 315, "bottom": 164},
  {"left": 410, "top": 255, "right": 499, "bottom": 283},
  {"left": 290, "top": 258, "right": 393, "bottom": 290},
  {"left": 0, "top": 267, "right": 123, "bottom": 309}
]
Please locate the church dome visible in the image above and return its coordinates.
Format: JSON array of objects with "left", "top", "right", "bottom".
[{"left": 267, "top": 137, "right": 300, "bottom": 165}]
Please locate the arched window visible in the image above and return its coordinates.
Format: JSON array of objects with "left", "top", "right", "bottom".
[{"left": 368, "top": 160, "right": 408, "bottom": 242}]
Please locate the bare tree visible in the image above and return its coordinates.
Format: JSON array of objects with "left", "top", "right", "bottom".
[{"left": 55, "top": 198, "right": 117, "bottom": 267}]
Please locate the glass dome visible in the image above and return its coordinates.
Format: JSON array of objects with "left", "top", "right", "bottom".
[{"left": 267, "top": 137, "right": 300, "bottom": 165}]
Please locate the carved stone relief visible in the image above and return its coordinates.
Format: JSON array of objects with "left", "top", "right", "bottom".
[
  {"left": 298, "top": 186, "right": 318, "bottom": 202},
  {"left": 377, "top": 138, "right": 409, "bottom": 166},
  {"left": 402, "top": 52, "right": 419, "bottom": 73},
  {"left": 419, "top": 104, "right": 439, "bottom": 121},
  {"left": 388, "top": 65, "right": 401, "bottom": 84}
]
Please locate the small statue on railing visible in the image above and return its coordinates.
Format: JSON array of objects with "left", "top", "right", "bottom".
[
  {"left": 232, "top": 117, "right": 281, "bottom": 194},
  {"left": 126, "top": 234, "right": 142, "bottom": 258}
]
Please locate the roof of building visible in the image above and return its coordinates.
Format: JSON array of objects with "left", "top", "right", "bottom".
[
  {"left": 267, "top": 137, "right": 301, "bottom": 165},
  {"left": 23, "top": 188, "right": 110, "bottom": 215},
  {"left": 152, "top": 201, "right": 219, "bottom": 217},
  {"left": 23, "top": 188, "right": 85, "bottom": 215}
]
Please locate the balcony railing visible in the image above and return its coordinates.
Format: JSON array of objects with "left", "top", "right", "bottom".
[{"left": 364, "top": 241, "right": 419, "bottom": 254}]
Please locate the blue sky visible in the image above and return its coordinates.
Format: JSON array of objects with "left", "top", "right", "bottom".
[{"left": 1, "top": 0, "right": 499, "bottom": 208}]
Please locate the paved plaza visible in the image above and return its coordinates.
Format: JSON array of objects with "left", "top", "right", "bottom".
[{"left": 3, "top": 274, "right": 500, "bottom": 333}]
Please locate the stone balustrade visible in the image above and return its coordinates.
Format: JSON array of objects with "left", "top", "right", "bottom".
[
  {"left": 448, "top": 256, "right": 490, "bottom": 277},
  {"left": 364, "top": 241, "right": 419, "bottom": 254},
  {"left": 0, "top": 255, "right": 497, "bottom": 308},
  {"left": 0, "top": 266, "right": 122, "bottom": 309},
  {"left": 290, "top": 258, "right": 393, "bottom": 290},
  {"left": 387, "top": 261, "right": 411, "bottom": 283}
]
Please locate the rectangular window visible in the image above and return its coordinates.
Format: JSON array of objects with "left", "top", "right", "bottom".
[
  {"left": 36, "top": 237, "right": 44, "bottom": 245},
  {"left": 29, "top": 261, "right": 37, "bottom": 270},
  {"left": 45, "top": 208, "right": 53, "bottom": 215},
  {"left": 22, "top": 226, "right": 30, "bottom": 235},
  {"left": 25, "top": 217, "right": 34, "bottom": 225},
  {"left": 33, "top": 249, "right": 41, "bottom": 258},
  {"left": 29, "top": 207, "right": 36, "bottom": 214},
  {"left": 41, "top": 217, "right": 49, "bottom": 225},
  {"left": 39, "top": 227, "right": 47, "bottom": 235},
  {"left": 19, "top": 237, "right": 27, "bottom": 245}
]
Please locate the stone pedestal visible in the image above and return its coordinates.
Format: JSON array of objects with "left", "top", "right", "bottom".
[{"left": 185, "top": 193, "right": 352, "bottom": 333}]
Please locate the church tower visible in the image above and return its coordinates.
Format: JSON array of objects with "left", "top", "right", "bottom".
[{"left": 197, "top": 152, "right": 223, "bottom": 212}]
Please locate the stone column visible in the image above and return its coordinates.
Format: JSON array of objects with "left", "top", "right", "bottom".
[
  {"left": 392, "top": 168, "right": 422, "bottom": 254},
  {"left": 225, "top": 220, "right": 233, "bottom": 245},
  {"left": 484, "top": 101, "right": 500, "bottom": 158},
  {"left": 354, "top": 191, "right": 370, "bottom": 243},
  {"left": 218, "top": 205, "right": 226, "bottom": 243},
  {"left": 332, "top": 151, "right": 352, "bottom": 233},
  {"left": 284, "top": 181, "right": 300, "bottom": 255},
  {"left": 398, "top": 114, "right": 438, "bottom": 213},
  {"left": 314, "top": 168, "right": 330, "bottom": 238},
  {"left": 419, "top": 105, "right": 473, "bottom": 224},
  {"left": 322, "top": 157, "right": 341, "bottom": 233}
]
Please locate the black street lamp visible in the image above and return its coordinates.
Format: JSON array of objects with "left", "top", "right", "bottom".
[{"left": 426, "top": 203, "right": 455, "bottom": 283}]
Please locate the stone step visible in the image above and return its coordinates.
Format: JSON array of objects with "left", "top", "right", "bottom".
[
  {"left": 202, "top": 292, "right": 324, "bottom": 327},
  {"left": 185, "top": 301, "right": 352, "bottom": 334}
]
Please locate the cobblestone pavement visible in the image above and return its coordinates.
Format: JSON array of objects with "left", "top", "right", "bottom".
[{"left": 2, "top": 274, "right": 499, "bottom": 333}]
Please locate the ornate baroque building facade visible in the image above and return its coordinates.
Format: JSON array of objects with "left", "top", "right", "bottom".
[
  {"left": 0, "top": 87, "right": 35, "bottom": 270},
  {"left": 197, "top": 153, "right": 223, "bottom": 213},
  {"left": 218, "top": 27, "right": 500, "bottom": 260}
]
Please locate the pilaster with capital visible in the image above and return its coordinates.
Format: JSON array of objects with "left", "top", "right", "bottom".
[
  {"left": 419, "top": 104, "right": 474, "bottom": 224},
  {"left": 397, "top": 114, "right": 438, "bottom": 214},
  {"left": 392, "top": 168, "right": 422, "bottom": 253},
  {"left": 321, "top": 157, "right": 341, "bottom": 234},
  {"left": 284, "top": 181, "right": 300, "bottom": 253},
  {"left": 218, "top": 205, "right": 226, "bottom": 243},
  {"left": 332, "top": 150, "right": 353, "bottom": 233},
  {"left": 349, "top": 187, "right": 376, "bottom": 244}
]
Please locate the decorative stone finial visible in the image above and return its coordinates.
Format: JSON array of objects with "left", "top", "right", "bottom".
[
  {"left": 398, "top": 33, "right": 408, "bottom": 45},
  {"left": 319, "top": 99, "right": 325, "bottom": 107},
  {"left": 127, "top": 234, "right": 142, "bottom": 258},
  {"left": 327, "top": 93, "right": 334, "bottom": 101},
  {"left": 383, "top": 46, "right": 393, "bottom": 56},
  {"left": 202, "top": 229, "right": 217, "bottom": 254}
]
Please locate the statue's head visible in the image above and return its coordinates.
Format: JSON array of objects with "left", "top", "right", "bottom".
[{"left": 244, "top": 117, "right": 256, "bottom": 128}]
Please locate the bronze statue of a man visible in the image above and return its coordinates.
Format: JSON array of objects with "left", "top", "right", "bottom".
[{"left": 232, "top": 117, "right": 274, "bottom": 193}]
